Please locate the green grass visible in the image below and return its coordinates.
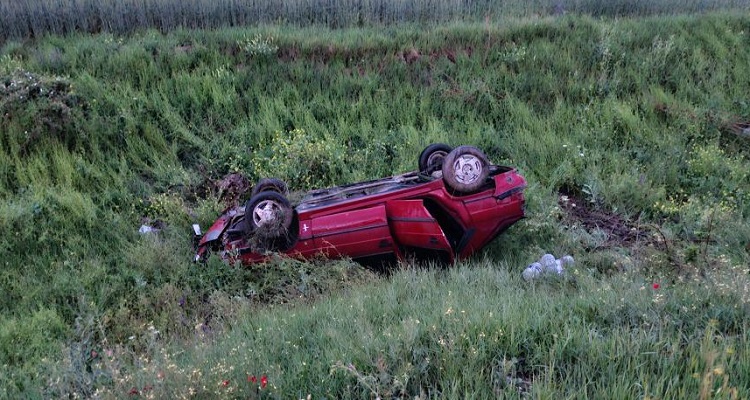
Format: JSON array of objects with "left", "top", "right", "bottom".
[
  {"left": 39, "top": 263, "right": 750, "bottom": 398},
  {"left": 1, "top": 10, "right": 750, "bottom": 398},
  {"left": 3, "top": 0, "right": 750, "bottom": 42}
]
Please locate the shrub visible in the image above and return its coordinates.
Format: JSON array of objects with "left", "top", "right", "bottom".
[
  {"left": 0, "top": 69, "right": 85, "bottom": 155},
  {"left": 238, "top": 34, "right": 278, "bottom": 57},
  {"left": 250, "top": 128, "right": 351, "bottom": 190}
]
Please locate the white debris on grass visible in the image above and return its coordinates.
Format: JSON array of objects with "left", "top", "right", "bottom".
[
  {"left": 523, "top": 253, "right": 574, "bottom": 281},
  {"left": 138, "top": 225, "right": 158, "bottom": 234},
  {"left": 522, "top": 262, "right": 543, "bottom": 280}
]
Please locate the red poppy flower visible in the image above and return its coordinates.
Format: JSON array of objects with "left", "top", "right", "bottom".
[
  {"left": 260, "top": 375, "right": 268, "bottom": 389},
  {"left": 222, "top": 379, "right": 230, "bottom": 387},
  {"left": 248, "top": 375, "right": 257, "bottom": 383},
  {"left": 127, "top": 387, "right": 139, "bottom": 396},
  {"left": 652, "top": 283, "right": 660, "bottom": 289}
]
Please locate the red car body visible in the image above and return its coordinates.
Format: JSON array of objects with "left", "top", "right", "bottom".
[{"left": 194, "top": 165, "right": 526, "bottom": 266}]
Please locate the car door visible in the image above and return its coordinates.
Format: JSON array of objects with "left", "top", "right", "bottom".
[
  {"left": 385, "top": 199, "right": 454, "bottom": 258},
  {"left": 310, "top": 205, "right": 395, "bottom": 258}
]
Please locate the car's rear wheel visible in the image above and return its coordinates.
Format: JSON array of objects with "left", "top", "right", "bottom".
[
  {"left": 441, "top": 145, "right": 490, "bottom": 193},
  {"left": 251, "top": 178, "right": 289, "bottom": 197},
  {"left": 419, "top": 143, "right": 453, "bottom": 175},
  {"left": 244, "top": 191, "right": 295, "bottom": 251}
]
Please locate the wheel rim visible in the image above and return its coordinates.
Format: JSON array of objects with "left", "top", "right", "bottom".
[
  {"left": 427, "top": 151, "right": 447, "bottom": 169},
  {"left": 452, "top": 154, "right": 483, "bottom": 185},
  {"left": 252, "top": 200, "right": 282, "bottom": 227}
]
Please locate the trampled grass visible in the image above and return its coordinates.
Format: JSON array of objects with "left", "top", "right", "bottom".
[{"left": 1, "top": 10, "right": 750, "bottom": 398}]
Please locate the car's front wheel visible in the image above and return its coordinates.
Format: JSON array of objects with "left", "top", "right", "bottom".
[
  {"left": 441, "top": 145, "right": 490, "bottom": 193},
  {"left": 244, "top": 192, "right": 295, "bottom": 253}
]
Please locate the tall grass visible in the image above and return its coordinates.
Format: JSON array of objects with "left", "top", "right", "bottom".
[
  {"left": 40, "top": 263, "right": 750, "bottom": 398},
  {"left": 1, "top": 0, "right": 750, "bottom": 42},
  {"left": 1, "top": 12, "right": 750, "bottom": 397}
]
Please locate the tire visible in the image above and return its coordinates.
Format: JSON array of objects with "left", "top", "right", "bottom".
[
  {"left": 251, "top": 178, "right": 289, "bottom": 197},
  {"left": 441, "top": 145, "right": 490, "bottom": 193},
  {"left": 244, "top": 191, "right": 294, "bottom": 238},
  {"left": 243, "top": 191, "right": 297, "bottom": 252},
  {"left": 418, "top": 143, "right": 453, "bottom": 174}
]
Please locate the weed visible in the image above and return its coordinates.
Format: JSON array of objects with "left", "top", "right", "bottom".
[{"left": 238, "top": 34, "right": 279, "bottom": 57}]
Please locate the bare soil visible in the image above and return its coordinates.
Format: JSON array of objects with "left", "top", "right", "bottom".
[{"left": 558, "top": 189, "right": 651, "bottom": 249}]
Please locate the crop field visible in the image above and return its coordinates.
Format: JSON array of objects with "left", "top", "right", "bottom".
[{"left": 1, "top": 1, "right": 750, "bottom": 398}]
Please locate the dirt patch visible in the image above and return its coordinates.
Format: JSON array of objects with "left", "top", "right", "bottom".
[
  {"left": 402, "top": 47, "right": 421, "bottom": 64},
  {"left": 558, "top": 189, "right": 652, "bottom": 249},
  {"left": 278, "top": 46, "right": 300, "bottom": 62},
  {"left": 429, "top": 48, "right": 459, "bottom": 64},
  {"left": 722, "top": 120, "right": 750, "bottom": 139},
  {"left": 216, "top": 173, "right": 250, "bottom": 207}
]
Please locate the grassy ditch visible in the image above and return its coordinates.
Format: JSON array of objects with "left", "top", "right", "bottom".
[{"left": 1, "top": 12, "right": 749, "bottom": 397}]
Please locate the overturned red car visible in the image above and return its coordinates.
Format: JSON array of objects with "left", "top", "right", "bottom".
[{"left": 194, "top": 144, "right": 526, "bottom": 266}]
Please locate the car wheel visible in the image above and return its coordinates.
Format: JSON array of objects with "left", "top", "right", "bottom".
[
  {"left": 441, "top": 145, "right": 490, "bottom": 193},
  {"left": 251, "top": 178, "right": 289, "bottom": 197},
  {"left": 245, "top": 191, "right": 294, "bottom": 238},
  {"left": 419, "top": 143, "right": 453, "bottom": 174}
]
